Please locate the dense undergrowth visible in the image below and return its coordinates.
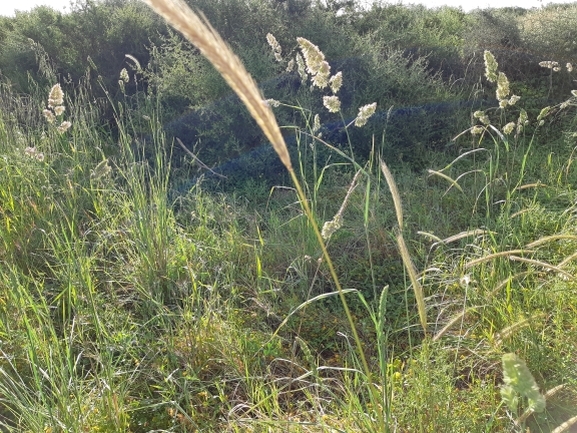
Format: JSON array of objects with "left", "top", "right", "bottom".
[{"left": 1, "top": 0, "right": 577, "bottom": 431}]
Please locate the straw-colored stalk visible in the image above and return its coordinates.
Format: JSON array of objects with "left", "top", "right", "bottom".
[
  {"left": 381, "top": 159, "right": 427, "bottom": 332},
  {"left": 143, "top": 0, "right": 292, "bottom": 171}
]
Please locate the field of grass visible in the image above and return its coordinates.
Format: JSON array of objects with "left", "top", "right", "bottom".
[{"left": 1, "top": 0, "right": 577, "bottom": 431}]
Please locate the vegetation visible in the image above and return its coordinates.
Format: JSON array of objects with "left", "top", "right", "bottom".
[{"left": 0, "top": 0, "right": 576, "bottom": 431}]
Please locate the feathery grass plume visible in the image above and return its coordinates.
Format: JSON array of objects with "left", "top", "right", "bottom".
[
  {"left": 125, "top": 53, "right": 142, "bottom": 71},
  {"left": 496, "top": 72, "right": 510, "bottom": 101},
  {"left": 567, "top": 63, "right": 573, "bottom": 72},
  {"left": 264, "top": 98, "right": 281, "bottom": 108},
  {"left": 57, "top": 121, "right": 72, "bottom": 134},
  {"left": 503, "top": 122, "right": 516, "bottom": 135},
  {"left": 471, "top": 125, "right": 484, "bottom": 135},
  {"left": 329, "top": 71, "right": 342, "bottom": 94},
  {"left": 354, "top": 102, "right": 377, "bottom": 127},
  {"left": 537, "top": 106, "right": 551, "bottom": 122},
  {"left": 143, "top": 0, "right": 292, "bottom": 171},
  {"left": 43, "top": 109, "right": 56, "bottom": 123},
  {"left": 323, "top": 95, "right": 341, "bottom": 113},
  {"left": 509, "top": 94, "right": 521, "bottom": 105},
  {"left": 539, "top": 60, "right": 559, "bottom": 69},
  {"left": 473, "top": 110, "right": 490, "bottom": 125},
  {"left": 297, "top": 37, "right": 330, "bottom": 89},
  {"left": 321, "top": 214, "right": 343, "bottom": 240},
  {"left": 266, "top": 33, "right": 282, "bottom": 62},
  {"left": 572, "top": 90, "right": 577, "bottom": 97},
  {"left": 120, "top": 68, "right": 130, "bottom": 83},
  {"left": 312, "top": 114, "right": 321, "bottom": 135},
  {"left": 48, "top": 83, "right": 64, "bottom": 108},
  {"left": 484, "top": 50, "right": 498, "bottom": 83},
  {"left": 295, "top": 52, "right": 307, "bottom": 83},
  {"left": 501, "top": 353, "right": 545, "bottom": 414},
  {"left": 24, "top": 146, "right": 45, "bottom": 162}
]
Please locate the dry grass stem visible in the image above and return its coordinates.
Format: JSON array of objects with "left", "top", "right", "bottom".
[
  {"left": 464, "top": 249, "right": 534, "bottom": 269},
  {"left": 143, "top": 0, "right": 292, "bottom": 171},
  {"left": 432, "top": 307, "right": 477, "bottom": 341},
  {"left": 525, "top": 234, "right": 577, "bottom": 249},
  {"left": 508, "top": 255, "right": 575, "bottom": 280},
  {"left": 551, "top": 415, "right": 577, "bottom": 433},
  {"left": 380, "top": 159, "right": 403, "bottom": 230},
  {"left": 397, "top": 232, "right": 427, "bottom": 332}
]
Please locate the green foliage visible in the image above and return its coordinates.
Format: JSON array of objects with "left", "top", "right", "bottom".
[{"left": 1, "top": 2, "right": 577, "bottom": 432}]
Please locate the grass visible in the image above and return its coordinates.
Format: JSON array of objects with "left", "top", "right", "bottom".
[{"left": 0, "top": 0, "right": 576, "bottom": 431}]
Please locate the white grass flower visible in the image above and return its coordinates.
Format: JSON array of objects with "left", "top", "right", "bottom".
[
  {"left": 24, "top": 146, "right": 44, "bottom": 161},
  {"left": 91, "top": 159, "right": 112, "bottom": 180},
  {"left": 120, "top": 67, "right": 130, "bottom": 83},
  {"left": 571, "top": 90, "right": 577, "bottom": 97},
  {"left": 496, "top": 72, "right": 510, "bottom": 101},
  {"left": 473, "top": 111, "right": 491, "bottom": 125},
  {"left": 503, "top": 122, "right": 516, "bottom": 135},
  {"left": 53, "top": 105, "right": 65, "bottom": 116},
  {"left": 471, "top": 125, "right": 484, "bottom": 135},
  {"left": 286, "top": 59, "right": 295, "bottom": 73},
  {"left": 508, "top": 95, "right": 521, "bottom": 105},
  {"left": 567, "top": 63, "right": 573, "bottom": 72},
  {"left": 266, "top": 33, "right": 282, "bottom": 62},
  {"left": 43, "top": 109, "right": 55, "bottom": 123},
  {"left": 297, "top": 37, "right": 331, "bottom": 89},
  {"left": 499, "top": 99, "right": 508, "bottom": 109},
  {"left": 312, "top": 113, "right": 321, "bottom": 134},
  {"left": 57, "top": 121, "right": 72, "bottom": 133},
  {"left": 517, "top": 109, "right": 528, "bottom": 135},
  {"left": 329, "top": 71, "right": 342, "bottom": 94},
  {"left": 484, "top": 50, "right": 498, "bottom": 83},
  {"left": 323, "top": 95, "right": 341, "bottom": 113},
  {"left": 553, "top": 66, "right": 561, "bottom": 72},
  {"left": 321, "top": 214, "right": 343, "bottom": 240},
  {"left": 48, "top": 83, "right": 64, "bottom": 108},
  {"left": 295, "top": 53, "right": 307, "bottom": 83},
  {"left": 537, "top": 106, "right": 551, "bottom": 122},
  {"left": 539, "top": 60, "right": 559, "bottom": 69},
  {"left": 354, "top": 102, "right": 377, "bottom": 127},
  {"left": 264, "top": 98, "right": 281, "bottom": 108}
]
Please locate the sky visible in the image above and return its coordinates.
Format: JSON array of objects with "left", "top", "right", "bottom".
[{"left": 0, "top": 0, "right": 576, "bottom": 17}]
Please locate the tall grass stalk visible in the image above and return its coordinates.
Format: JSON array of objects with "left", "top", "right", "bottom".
[{"left": 142, "top": 0, "right": 390, "bottom": 429}]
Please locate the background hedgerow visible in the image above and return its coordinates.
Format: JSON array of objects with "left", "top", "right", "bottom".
[{"left": 0, "top": 0, "right": 577, "bottom": 431}]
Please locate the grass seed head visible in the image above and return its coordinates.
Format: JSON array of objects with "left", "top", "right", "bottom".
[
  {"left": 323, "top": 95, "right": 341, "bottom": 113},
  {"left": 48, "top": 83, "right": 64, "bottom": 108},
  {"left": 484, "top": 50, "right": 498, "bottom": 83},
  {"left": 354, "top": 102, "right": 377, "bottom": 127}
]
